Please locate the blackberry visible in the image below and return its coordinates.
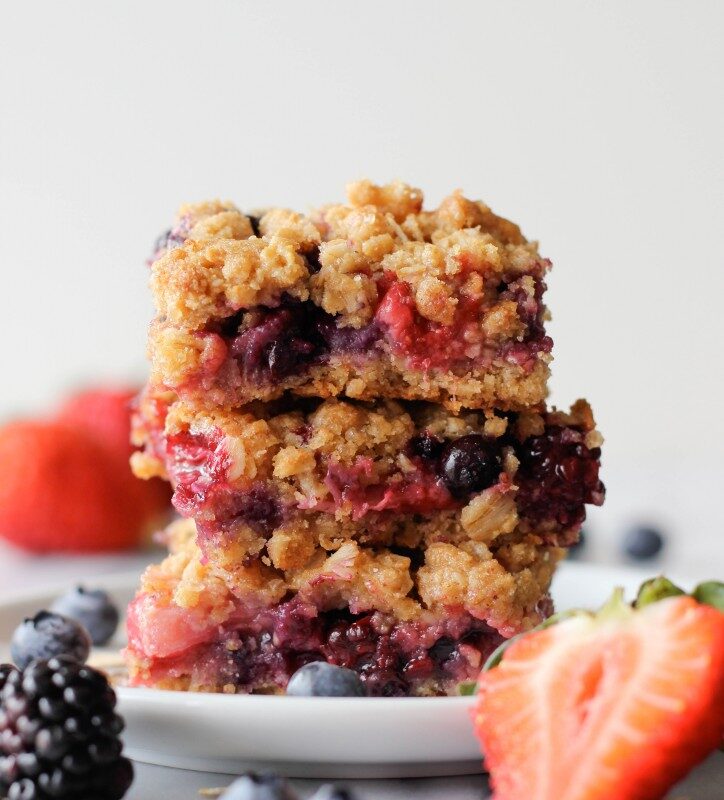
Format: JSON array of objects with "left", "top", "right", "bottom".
[
  {"left": 0, "top": 656, "right": 133, "bottom": 800},
  {"left": 0, "top": 665, "right": 17, "bottom": 692},
  {"left": 515, "top": 428, "right": 604, "bottom": 530}
]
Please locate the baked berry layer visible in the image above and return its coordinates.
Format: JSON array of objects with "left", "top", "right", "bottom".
[
  {"left": 127, "top": 594, "right": 505, "bottom": 697},
  {"left": 148, "top": 181, "right": 553, "bottom": 411},
  {"left": 125, "top": 522, "right": 555, "bottom": 696},
  {"left": 132, "top": 391, "right": 604, "bottom": 572}
]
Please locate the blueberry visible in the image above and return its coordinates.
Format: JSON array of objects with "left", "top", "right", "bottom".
[
  {"left": 230, "top": 305, "right": 323, "bottom": 382},
  {"left": 220, "top": 772, "right": 298, "bottom": 800},
  {"left": 319, "top": 318, "right": 381, "bottom": 354},
  {"left": 310, "top": 786, "right": 358, "bottom": 800},
  {"left": 267, "top": 336, "right": 316, "bottom": 380},
  {"left": 439, "top": 435, "right": 502, "bottom": 498},
  {"left": 10, "top": 612, "right": 91, "bottom": 670},
  {"left": 149, "top": 226, "right": 186, "bottom": 262},
  {"left": 50, "top": 586, "right": 119, "bottom": 646},
  {"left": 622, "top": 525, "right": 664, "bottom": 560},
  {"left": 286, "top": 662, "right": 365, "bottom": 697}
]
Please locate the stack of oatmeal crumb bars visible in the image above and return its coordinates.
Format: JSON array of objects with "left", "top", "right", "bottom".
[{"left": 125, "top": 180, "right": 604, "bottom": 696}]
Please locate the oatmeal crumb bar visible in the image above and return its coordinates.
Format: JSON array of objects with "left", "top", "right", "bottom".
[
  {"left": 147, "top": 181, "right": 552, "bottom": 411},
  {"left": 131, "top": 388, "right": 603, "bottom": 601},
  {"left": 124, "top": 518, "right": 561, "bottom": 696}
]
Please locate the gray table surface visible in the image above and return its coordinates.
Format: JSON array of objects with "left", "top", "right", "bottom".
[{"left": 129, "top": 756, "right": 723, "bottom": 799}]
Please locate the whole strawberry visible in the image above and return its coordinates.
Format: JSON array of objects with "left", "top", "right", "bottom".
[
  {"left": 474, "top": 584, "right": 724, "bottom": 800},
  {"left": 0, "top": 421, "right": 149, "bottom": 552},
  {"left": 57, "top": 386, "right": 170, "bottom": 522},
  {"left": 56, "top": 387, "right": 139, "bottom": 461}
]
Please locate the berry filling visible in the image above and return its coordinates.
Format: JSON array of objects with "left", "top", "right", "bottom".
[
  {"left": 156, "top": 413, "right": 603, "bottom": 550},
  {"left": 320, "top": 457, "right": 457, "bottom": 518},
  {"left": 374, "top": 273, "right": 551, "bottom": 371},
  {"left": 190, "top": 268, "right": 551, "bottom": 387},
  {"left": 514, "top": 428, "right": 605, "bottom": 532},
  {"left": 127, "top": 593, "right": 505, "bottom": 696},
  {"left": 164, "top": 430, "right": 232, "bottom": 518},
  {"left": 223, "top": 300, "right": 380, "bottom": 383}
]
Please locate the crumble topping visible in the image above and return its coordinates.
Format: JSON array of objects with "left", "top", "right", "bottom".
[
  {"left": 146, "top": 181, "right": 553, "bottom": 411},
  {"left": 151, "top": 180, "right": 546, "bottom": 333},
  {"left": 139, "top": 517, "right": 561, "bottom": 636},
  {"left": 152, "top": 236, "right": 311, "bottom": 327},
  {"left": 345, "top": 179, "right": 424, "bottom": 221}
]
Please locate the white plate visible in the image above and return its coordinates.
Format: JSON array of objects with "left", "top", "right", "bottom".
[{"left": 0, "top": 561, "right": 655, "bottom": 779}]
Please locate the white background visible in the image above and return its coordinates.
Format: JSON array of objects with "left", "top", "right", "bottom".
[{"left": 1, "top": 1, "right": 723, "bottom": 573}]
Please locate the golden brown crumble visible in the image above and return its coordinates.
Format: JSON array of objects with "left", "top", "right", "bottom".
[
  {"left": 134, "top": 517, "right": 560, "bottom": 637},
  {"left": 145, "top": 181, "right": 553, "bottom": 411},
  {"left": 151, "top": 180, "right": 545, "bottom": 332}
]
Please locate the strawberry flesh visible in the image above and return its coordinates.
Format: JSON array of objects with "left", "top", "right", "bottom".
[{"left": 475, "top": 596, "right": 724, "bottom": 800}]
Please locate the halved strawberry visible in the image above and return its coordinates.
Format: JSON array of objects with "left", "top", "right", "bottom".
[{"left": 474, "top": 592, "right": 724, "bottom": 800}]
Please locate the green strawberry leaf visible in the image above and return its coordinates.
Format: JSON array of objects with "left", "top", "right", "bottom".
[
  {"left": 635, "top": 576, "right": 685, "bottom": 608},
  {"left": 693, "top": 581, "right": 724, "bottom": 612}
]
